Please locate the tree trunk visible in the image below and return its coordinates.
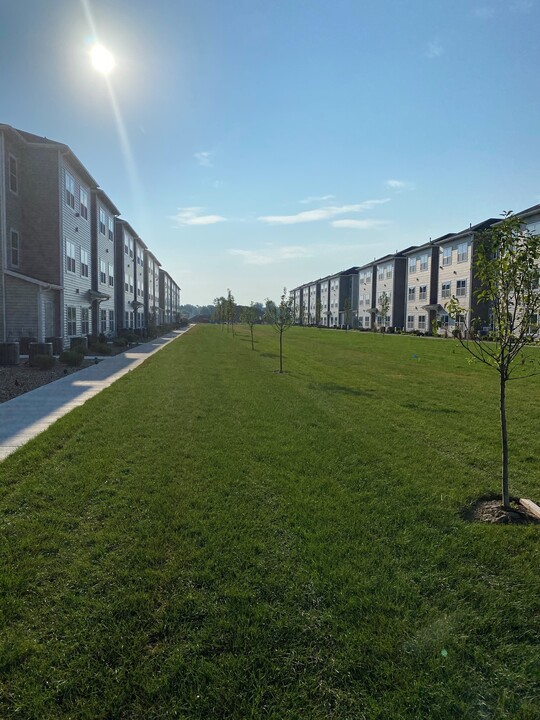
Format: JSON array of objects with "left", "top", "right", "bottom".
[
  {"left": 279, "top": 330, "right": 283, "bottom": 373},
  {"left": 500, "top": 372, "right": 510, "bottom": 508}
]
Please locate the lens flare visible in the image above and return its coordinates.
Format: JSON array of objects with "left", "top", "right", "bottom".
[{"left": 90, "top": 44, "right": 115, "bottom": 74}]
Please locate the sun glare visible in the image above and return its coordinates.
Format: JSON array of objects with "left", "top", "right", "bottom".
[{"left": 90, "top": 44, "right": 115, "bottom": 75}]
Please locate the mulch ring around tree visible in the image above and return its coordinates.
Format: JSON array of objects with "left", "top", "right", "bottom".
[{"left": 462, "top": 494, "right": 540, "bottom": 525}]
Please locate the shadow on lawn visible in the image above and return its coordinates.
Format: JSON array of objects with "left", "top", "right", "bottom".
[
  {"left": 403, "top": 401, "right": 460, "bottom": 414},
  {"left": 310, "top": 382, "right": 375, "bottom": 397}
]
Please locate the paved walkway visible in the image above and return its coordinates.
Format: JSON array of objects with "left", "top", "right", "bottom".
[{"left": 0, "top": 326, "right": 193, "bottom": 461}]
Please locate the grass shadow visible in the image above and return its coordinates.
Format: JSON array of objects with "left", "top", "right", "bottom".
[
  {"left": 402, "top": 401, "right": 460, "bottom": 414},
  {"left": 260, "top": 352, "right": 279, "bottom": 359},
  {"left": 309, "top": 382, "right": 375, "bottom": 398}
]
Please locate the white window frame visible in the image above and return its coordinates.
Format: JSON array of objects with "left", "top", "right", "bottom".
[
  {"left": 108, "top": 263, "right": 114, "bottom": 287},
  {"left": 100, "top": 259, "right": 107, "bottom": 285},
  {"left": 456, "top": 279, "right": 467, "bottom": 297},
  {"left": 66, "top": 306, "right": 77, "bottom": 336},
  {"left": 80, "top": 188, "right": 88, "bottom": 220},
  {"left": 441, "top": 281, "right": 451, "bottom": 299},
  {"left": 99, "top": 208, "right": 106, "bottom": 235},
  {"left": 66, "top": 240, "right": 76, "bottom": 273},
  {"left": 408, "top": 287, "right": 416, "bottom": 302},
  {"left": 420, "top": 254, "right": 428, "bottom": 271},
  {"left": 80, "top": 248, "right": 89, "bottom": 278},
  {"left": 457, "top": 242, "right": 468, "bottom": 263},
  {"left": 408, "top": 258, "right": 416, "bottom": 274},
  {"left": 100, "top": 308, "right": 107, "bottom": 334},
  {"left": 108, "top": 216, "right": 114, "bottom": 241},
  {"left": 9, "top": 154, "right": 18, "bottom": 195},
  {"left": 419, "top": 285, "right": 427, "bottom": 301},
  {"left": 407, "top": 315, "right": 414, "bottom": 331},
  {"left": 81, "top": 307, "right": 90, "bottom": 335},
  {"left": 65, "top": 172, "right": 75, "bottom": 209},
  {"left": 442, "top": 246, "right": 452, "bottom": 266},
  {"left": 418, "top": 315, "right": 426, "bottom": 331}
]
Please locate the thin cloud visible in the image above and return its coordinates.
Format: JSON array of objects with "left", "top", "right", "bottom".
[
  {"left": 473, "top": 5, "right": 496, "bottom": 18},
  {"left": 171, "top": 207, "right": 226, "bottom": 227},
  {"left": 300, "top": 194, "right": 336, "bottom": 204},
  {"left": 386, "top": 179, "right": 415, "bottom": 192},
  {"left": 426, "top": 40, "right": 443, "bottom": 58},
  {"left": 258, "top": 199, "right": 389, "bottom": 225},
  {"left": 229, "top": 246, "right": 313, "bottom": 265},
  {"left": 194, "top": 151, "right": 213, "bottom": 167},
  {"left": 332, "top": 219, "right": 390, "bottom": 229}
]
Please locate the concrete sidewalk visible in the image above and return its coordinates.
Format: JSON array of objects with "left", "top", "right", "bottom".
[{"left": 0, "top": 326, "right": 193, "bottom": 461}]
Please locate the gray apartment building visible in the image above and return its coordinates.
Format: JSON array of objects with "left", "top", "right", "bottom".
[{"left": 91, "top": 188, "right": 119, "bottom": 337}]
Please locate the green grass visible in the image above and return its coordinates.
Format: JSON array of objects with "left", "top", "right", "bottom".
[{"left": 1, "top": 325, "right": 539, "bottom": 719}]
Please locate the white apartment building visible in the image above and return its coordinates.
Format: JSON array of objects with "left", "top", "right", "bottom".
[
  {"left": 357, "top": 265, "right": 375, "bottom": 329},
  {"left": 403, "top": 241, "right": 443, "bottom": 333}
]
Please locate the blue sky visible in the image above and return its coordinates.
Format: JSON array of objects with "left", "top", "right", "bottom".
[{"left": 2, "top": 0, "right": 540, "bottom": 305}]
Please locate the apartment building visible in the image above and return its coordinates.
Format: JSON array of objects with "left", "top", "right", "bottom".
[
  {"left": 307, "top": 281, "right": 320, "bottom": 325},
  {"left": 159, "top": 268, "right": 173, "bottom": 323},
  {"left": 435, "top": 219, "right": 498, "bottom": 333},
  {"left": 357, "top": 265, "right": 375, "bottom": 329},
  {"left": 403, "top": 241, "right": 443, "bottom": 333},
  {"left": 318, "top": 276, "right": 330, "bottom": 325},
  {"left": 373, "top": 250, "right": 414, "bottom": 330},
  {"left": 115, "top": 219, "right": 140, "bottom": 332},
  {"left": 0, "top": 123, "right": 183, "bottom": 351},
  {"left": 327, "top": 267, "right": 359, "bottom": 327},
  {"left": 0, "top": 124, "right": 100, "bottom": 347},
  {"left": 91, "top": 188, "right": 119, "bottom": 337},
  {"left": 146, "top": 250, "right": 161, "bottom": 327}
]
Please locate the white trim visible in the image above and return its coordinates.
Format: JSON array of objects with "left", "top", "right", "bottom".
[{"left": 4, "top": 269, "right": 63, "bottom": 290}]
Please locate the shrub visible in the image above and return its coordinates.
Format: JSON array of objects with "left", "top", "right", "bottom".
[
  {"left": 113, "top": 337, "right": 128, "bottom": 347},
  {"left": 89, "top": 342, "right": 112, "bottom": 356},
  {"left": 72, "top": 344, "right": 86, "bottom": 356},
  {"left": 59, "top": 350, "right": 83, "bottom": 367},
  {"left": 33, "top": 354, "right": 56, "bottom": 371}
]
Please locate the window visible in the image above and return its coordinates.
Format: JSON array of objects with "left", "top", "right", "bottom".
[
  {"left": 124, "top": 272, "right": 129, "bottom": 292},
  {"left": 129, "top": 238, "right": 134, "bottom": 258},
  {"left": 129, "top": 275, "right": 133, "bottom": 294},
  {"left": 457, "top": 242, "right": 468, "bottom": 263},
  {"left": 10, "top": 230, "right": 19, "bottom": 267},
  {"left": 378, "top": 268, "right": 384, "bottom": 280},
  {"left": 420, "top": 254, "right": 428, "bottom": 271},
  {"left": 418, "top": 315, "right": 426, "bottom": 331},
  {"left": 9, "top": 155, "right": 18, "bottom": 194},
  {"left": 109, "top": 309, "right": 115, "bottom": 332},
  {"left": 80, "top": 188, "right": 88, "bottom": 219},
  {"left": 441, "top": 281, "right": 451, "bottom": 298},
  {"left": 66, "top": 240, "right": 76, "bottom": 273},
  {"left": 65, "top": 172, "right": 75, "bottom": 209},
  {"left": 125, "top": 310, "right": 129, "bottom": 328},
  {"left": 81, "top": 307, "right": 89, "bottom": 335},
  {"left": 66, "top": 306, "right": 77, "bottom": 336},
  {"left": 100, "top": 309, "right": 107, "bottom": 333},
  {"left": 440, "top": 314, "right": 449, "bottom": 327},
  {"left": 442, "top": 246, "right": 452, "bottom": 266},
  {"left": 358, "top": 317, "right": 363, "bottom": 327},
  {"left": 409, "top": 258, "right": 417, "bottom": 274},
  {"left": 359, "top": 296, "right": 364, "bottom": 306},
  {"left": 99, "top": 208, "right": 106, "bottom": 235},
  {"left": 408, "top": 287, "right": 416, "bottom": 301},
  {"left": 124, "top": 236, "right": 129, "bottom": 255},
  {"left": 456, "top": 279, "right": 467, "bottom": 297},
  {"left": 130, "top": 311, "right": 134, "bottom": 328},
  {"left": 407, "top": 315, "right": 414, "bottom": 331},
  {"left": 80, "top": 248, "right": 89, "bottom": 277},
  {"left": 386, "top": 266, "right": 393, "bottom": 279},
  {"left": 108, "top": 216, "right": 114, "bottom": 241},
  {"left": 108, "top": 263, "right": 114, "bottom": 287},
  {"left": 419, "top": 285, "right": 427, "bottom": 301}
]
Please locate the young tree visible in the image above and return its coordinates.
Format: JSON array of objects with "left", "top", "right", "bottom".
[
  {"left": 378, "top": 291, "right": 390, "bottom": 332},
  {"left": 241, "top": 302, "right": 259, "bottom": 350},
  {"left": 265, "top": 288, "right": 295, "bottom": 373},
  {"left": 447, "top": 212, "right": 540, "bottom": 508},
  {"left": 226, "top": 289, "right": 236, "bottom": 335}
]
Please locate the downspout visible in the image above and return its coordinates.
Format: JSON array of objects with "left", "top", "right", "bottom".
[{"left": 0, "top": 133, "right": 6, "bottom": 341}]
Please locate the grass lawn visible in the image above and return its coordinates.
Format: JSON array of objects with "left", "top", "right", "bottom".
[{"left": 0, "top": 324, "right": 539, "bottom": 719}]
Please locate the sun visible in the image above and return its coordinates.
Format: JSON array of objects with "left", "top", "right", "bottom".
[{"left": 90, "top": 44, "right": 115, "bottom": 75}]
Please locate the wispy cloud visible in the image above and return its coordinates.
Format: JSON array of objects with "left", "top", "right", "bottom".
[
  {"left": 299, "top": 194, "right": 336, "bottom": 204},
  {"left": 229, "top": 246, "right": 312, "bottom": 265},
  {"left": 510, "top": 0, "right": 534, "bottom": 12},
  {"left": 473, "top": 5, "right": 496, "bottom": 18},
  {"left": 258, "top": 199, "right": 389, "bottom": 225},
  {"left": 332, "top": 219, "right": 390, "bottom": 229},
  {"left": 171, "top": 207, "right": 226, "bottom": 227},
  {"left": 426, "top": 40, "right": 443, "bottom": 58},
  {"left": 386, "top": 179, "right": 415, "bottom": 192},
  {"left": 194, "top": 151, "right": 213, "bottom": 167}
]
